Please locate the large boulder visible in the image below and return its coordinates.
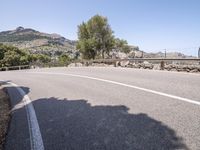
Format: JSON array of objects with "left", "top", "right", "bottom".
[
  {"left": 153, "top": 64, "right": 160, "bottom": 70},
  {"left": 134, "top": 51, "right": 143, "bottom": 58},
  {"left": 190, "top": 69, "right": 199, "bottom": 73},
  {"left": 68, "top": 63, "right": 83, "bottom": 67},
  {"left": 120, "top": 61, "right": 130, "bottom": 67},
  {"left": 128, "top": 51, "right": 135, "bottom": 58},
  {"left": 143, "top": 61, "right": 153, "bottom": 69},
  {"left": 110, "top": 51, "right": 128, "bottom": 59}
]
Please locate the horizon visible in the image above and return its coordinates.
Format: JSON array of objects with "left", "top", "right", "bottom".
[{"left": 1, "top": 0, "right": 200, "bottom": 56}]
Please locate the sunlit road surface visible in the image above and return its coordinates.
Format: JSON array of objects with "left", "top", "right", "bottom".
[{"left": 1, "top": 67, "right": 200, "bottom": 150}]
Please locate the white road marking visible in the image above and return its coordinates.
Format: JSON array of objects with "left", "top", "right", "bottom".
[
  {"left": 27, "top": 71, "right": 200, "bottom": 106},
  {"left": 8, "top": 82, "right": 44, "bottom": 150}
]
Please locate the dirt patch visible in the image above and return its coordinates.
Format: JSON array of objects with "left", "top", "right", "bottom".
[{"left": 0, "top": 86, "right": 10, "bottom": 150}]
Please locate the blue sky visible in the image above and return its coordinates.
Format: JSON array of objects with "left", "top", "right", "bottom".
[{"left": 1, "top": 0, "right": 200, "bottom": 56}]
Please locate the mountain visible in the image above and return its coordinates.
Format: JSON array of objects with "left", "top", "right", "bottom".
[
  {"left": 143, "top": 51, "right": 196, "bottom": 58},
  {"left": 0, "top": 27, "right": 77, "bottom": 57}
]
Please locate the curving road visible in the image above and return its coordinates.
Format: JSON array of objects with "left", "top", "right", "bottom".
[{"left": 0, "top": 67, "right": 200, "bottom": 150}]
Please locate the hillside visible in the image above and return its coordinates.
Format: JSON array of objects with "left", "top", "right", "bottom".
[{"left": 0, "top": 27, "right": 77, "bottom": 57}]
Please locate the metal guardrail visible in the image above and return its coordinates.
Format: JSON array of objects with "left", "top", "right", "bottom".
[
  {"left": 89, "top": 58, "right": 200, "bottom": 62},
  {"left": 0, "top": 65, "right": 30, "bottom": 71}
]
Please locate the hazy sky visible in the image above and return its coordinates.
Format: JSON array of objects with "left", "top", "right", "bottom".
[{"left": 1, "top": 0, "right": 200, "bottom": 56}]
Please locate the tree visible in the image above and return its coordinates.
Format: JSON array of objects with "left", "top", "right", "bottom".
[
  {"left": 114, "top": 38, "right": 131, "bottom": 54},
  {"left": 77, "top": 15, "right": 115, "bottom": 59}
]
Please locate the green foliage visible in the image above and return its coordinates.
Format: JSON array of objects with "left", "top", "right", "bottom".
[
  {"left": 58, "top": 54, "right": 71, "bottom": 65},
  {"left": 0, "top": 44, "right": 29, "bottom": 67},
  {"left": 77, "top": 15, "right": 115, "bottom": 59},
  {"left": 114, "top": 38, "right": 131, "bottom": 54},
  {"left": 0, "top": 44, "right": 51, "bottom": 67},
  {"left": 30, "top": 54, "right": 51, "bottom": 64}
]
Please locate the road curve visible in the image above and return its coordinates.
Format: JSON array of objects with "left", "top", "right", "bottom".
[{"left": 0, "top": 67, "right": 200, "bottom": 150}]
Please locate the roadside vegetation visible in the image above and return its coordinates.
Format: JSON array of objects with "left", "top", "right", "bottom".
[
  {"left": 0, "top": 44, "right": 70, "bottom": 67},
  {"left": 77, "top": 14, "right": 131, "bottom": 59}
]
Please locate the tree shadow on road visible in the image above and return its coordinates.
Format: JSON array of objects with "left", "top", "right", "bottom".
[{"left": 30, "top": 97, "right": 188, "bottom": 150}]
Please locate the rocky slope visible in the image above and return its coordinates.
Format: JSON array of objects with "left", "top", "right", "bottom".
[{"left": 0, "top": 27, "right": 77, "bottom": 57}]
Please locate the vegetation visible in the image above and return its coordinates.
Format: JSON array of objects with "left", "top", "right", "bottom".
[
  {"left": 114, "top": 38, "right": 130, "bottom": 54},
  {"left": 77, "top": 15, "right": 115, "bottom": 59},
  {"left": 58, "top": 54, "right": 71, "bottom": 65},
  {"left": 77, "top": 15, "right": 133, "bottom": 59},
  {"left": 0, "top": 44, "right": 51, "bottom": 67}
]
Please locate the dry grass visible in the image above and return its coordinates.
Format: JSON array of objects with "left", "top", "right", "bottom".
[{"left": 0, "top": 86, "right": 10, "bottom": 150}]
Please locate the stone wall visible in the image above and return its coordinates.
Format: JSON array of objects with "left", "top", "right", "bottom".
[
  {"left": 117, "top": 61, "right": 200, "bottom": 73},
  {"left": 68, "top": 61, "right": 200, "bottom": 73}
]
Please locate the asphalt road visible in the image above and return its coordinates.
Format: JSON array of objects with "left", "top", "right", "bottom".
[{"left": 0, "top": 67, "right": 200, "bottom": 150}]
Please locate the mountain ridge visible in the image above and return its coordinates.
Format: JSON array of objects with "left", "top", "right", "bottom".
[{"left": 0, "top": 26, "right": 77, "bottom": 57}]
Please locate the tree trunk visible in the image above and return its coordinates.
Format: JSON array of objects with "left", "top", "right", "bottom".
[{"left": 102, "top": 50, "right": 105, "bottom": 59}]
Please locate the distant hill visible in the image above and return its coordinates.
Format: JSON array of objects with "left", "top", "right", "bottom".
[
  {"left": 143, "top": 51, "right": 196, "bottom": 58},
  {"left": 0, "top": 27, "right": 77, "bottom": 57}
]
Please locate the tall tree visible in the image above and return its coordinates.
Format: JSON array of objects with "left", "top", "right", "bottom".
[
  {"left": 77, "top": 15, "right": 115, "bottom": 59},
  {"left": 114, "top": 38, "right": 131, "bottom": 54}
]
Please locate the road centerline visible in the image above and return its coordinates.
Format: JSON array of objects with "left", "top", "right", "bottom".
[{"left": 26, "top": 71, "right": 200, "bottom": 106}]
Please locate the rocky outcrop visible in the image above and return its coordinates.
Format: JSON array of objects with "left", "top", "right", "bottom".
[{"left": 120, "top": 61, "right": 130, "bottom": 67}]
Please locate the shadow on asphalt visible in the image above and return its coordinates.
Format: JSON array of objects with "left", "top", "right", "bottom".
[
  {"left": 33, "top": 97, "right": 188, "bottom": 150},
  {"left": 5, "top": 85, "right": 188, "bottom": 150}
]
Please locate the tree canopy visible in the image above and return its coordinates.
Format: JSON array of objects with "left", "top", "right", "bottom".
[
  {"left": 114, "top": 38, "right": 131, "bottom": 54},
  {"left": 77, "top": 15, "right": 115, "bottom": 59},
  {"left": 77, "top": 15, "right": 134, "bottom": 59}
]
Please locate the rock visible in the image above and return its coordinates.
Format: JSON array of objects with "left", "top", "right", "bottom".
[
  {"left": 134, "top": 51, "right": 143, "bottom": 58},
  {"left": 110, "top": 51, "right": 128, "bottom": 59},
  {"left": 68, "top": 63, "right": 83, "bottom": 67},
  {"left": 92, "top": 63, "right": 108, "bottom": 67},
  {"left": 143, "top": 61, "right": 150, "bottom": 64},
  {"left": 120, "top": 61, "right": 130, "bottom": 67},
  {"left": 190, "top": 69, "right": 199, "bottom": 73},
  {"left": 143, "top": 62, "right": 153, "bottom": 69},
  {"left": 170, "top": 68, "right": 177, "bottom": 72},
  {"left": 153, "top": 64, "right": 160, "bottom": 70},
  {"left": 177, "top": 65, "right": 184, "bottom": 70},
  {"left": 128, "top": 51, "right": 135, "bottom": 58},
  {"left": 75, "top": 63, "right": 83, "bottom": 67},
  {"left": 132, "top": 63, "right": 140, "bottom": 68}
]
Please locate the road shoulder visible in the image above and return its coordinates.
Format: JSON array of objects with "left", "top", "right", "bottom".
[{"left": 0, "top": 86, "right": 10, "bottom": 150}]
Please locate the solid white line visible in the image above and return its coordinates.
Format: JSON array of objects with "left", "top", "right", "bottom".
[
  {"left": 27, "top": 71, "right": 200, "bottom": 106},
  {"left": 8, "top": 82, "right": 44, "bottom": 150}
]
